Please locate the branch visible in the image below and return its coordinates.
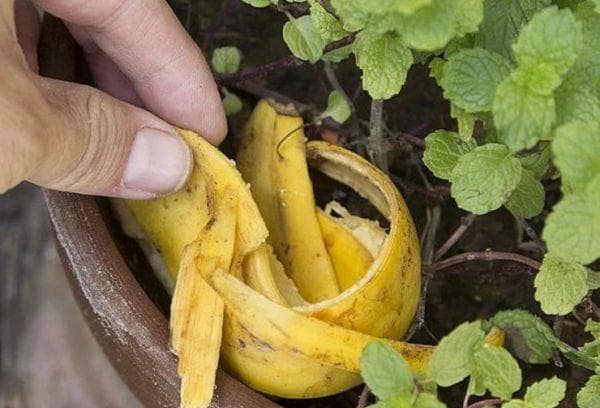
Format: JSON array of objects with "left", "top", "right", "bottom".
[
  {"left": 514, "top": 215, "right": 546, "bottom": 253},
  {"left": 231, "top": 81, "right": 316, "bottom": 115},
  {"left": 217, "top": 33, "right": 355, "bottom": 86},
  {"left": 431, "top": 250, "right": 541, "bottom": 272},
  {"left": 368, "top": 99, "right": 389, "bottom": 173},
  {"left": 201, "top": 0, "right": 234, "bottom": 50},
  {"left": 466, "top": 399, "right": 502, "bottom": 408},
  {"left": 356, "top": 385, "right": 370, "bottom": 408},
  {"left": 434, "top": 214, "right": 476, "bottom": 261},
  {"left": 406, "top": 205, "right": 441, "bottom": 340}
]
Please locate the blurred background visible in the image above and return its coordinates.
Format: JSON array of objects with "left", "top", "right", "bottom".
[{"left": 0, "top": 184, "right": 141, "bottom": 407}]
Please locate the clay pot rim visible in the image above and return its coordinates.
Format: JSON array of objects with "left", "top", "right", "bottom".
[{"left": 40, "top": 15, "right": 277, "bottom": 408}]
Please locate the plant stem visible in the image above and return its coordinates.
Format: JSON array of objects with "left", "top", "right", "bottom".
[
  {"left": 218, "top": 55, "right": 302, "bottom": 85},
  {"left": 368, "top": 99, "right": 389, "bottom": 173},
  {"left": 202, "top": 0, "right": 234, "bottom": 50},
  {"left": 514, "top": 215, "right": 546, "bottom": 253},
  {"left": 356, "top": 385, "right": 370, "bottom": 408},
  {"left": 466, "top": 399, "right": 502, "bottom": 408},
  {"left": 434, "top": 214, "right": 476, "bottom": 261},
  {"left": 217, "top": 34, "right": 355, "bottom": 86},
  {"left": 392, "top": 132, "right": 426, "bottom": 149},
  {"left": 390, "top": 175, "right": 450, "bottom": 203},
  {"left": 405, "top": 205, "right": 441, "bottom": 340},
  {"left": 431, "top": 250, "right": 541, "bottom": 272},
  {"left": 232, "top": 81, "right": 316, "bottom": 115}
]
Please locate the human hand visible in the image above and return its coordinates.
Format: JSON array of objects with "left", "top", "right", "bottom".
[{"left": 1, "top": 0, "right": 226, "bottom": 199}]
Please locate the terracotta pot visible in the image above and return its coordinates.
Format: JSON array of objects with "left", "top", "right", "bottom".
[{"left": 40, "top": 16, "right": 278, "bottom": 408}]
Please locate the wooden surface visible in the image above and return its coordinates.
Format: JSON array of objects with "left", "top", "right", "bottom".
[{"left": 0, "top": 184, "right": 142, "bottom": 407}]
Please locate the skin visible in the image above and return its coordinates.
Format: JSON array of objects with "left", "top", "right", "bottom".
[{"left": 0, "top": 0, "right": 226, "bottom": 198}]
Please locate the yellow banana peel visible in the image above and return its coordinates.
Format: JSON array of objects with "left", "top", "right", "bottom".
[
  {"left": 120, "top": 99, "right": 431, "bottom": 406},
  {"left": 238, "top": 100, "right": 340, "bottom": 302}
]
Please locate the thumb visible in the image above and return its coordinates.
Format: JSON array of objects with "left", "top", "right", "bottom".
[{"left": 12, "top": 77, "right": 192, "bottom": 199}]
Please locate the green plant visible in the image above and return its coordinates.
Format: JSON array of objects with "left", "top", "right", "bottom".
[{"left": 199, "top": 0, "right": 600, "bottom": 405}]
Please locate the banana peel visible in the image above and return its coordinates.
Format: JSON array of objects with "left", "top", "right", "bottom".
[{"left": 119, "top": 99, "right": 430, "bottom": 406}]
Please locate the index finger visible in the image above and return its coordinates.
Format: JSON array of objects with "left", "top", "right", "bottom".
[{"left": 35, "top": 0, "right": 227, "bottom": 144}]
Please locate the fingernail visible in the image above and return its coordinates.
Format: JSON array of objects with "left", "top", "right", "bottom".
[{"left": 122, "top": 128, "right": 192, "bottom": 196}]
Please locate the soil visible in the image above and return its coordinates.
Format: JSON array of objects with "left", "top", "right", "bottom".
[{"left": 114, "top": 1, "right": 598, "bottom": 406}]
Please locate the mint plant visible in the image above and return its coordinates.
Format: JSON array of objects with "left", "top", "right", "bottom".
[{"left": 201, "top": 0, "right": 600, "bottom": 405}]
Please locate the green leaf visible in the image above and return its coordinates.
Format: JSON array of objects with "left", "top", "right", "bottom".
[
  {"left": 492, "top": 74, "right": 555, "bottom": 151},
  {"left": 321, "top": 90, "right": 351, "bottom": 124},
  {"left": 585, "top": 319, "right": 600, "bottom": 338},
  {"left": 321, "top": 45, "right": 353, "bottom": 63},
  {"left": 440, "top": 48, "right": 512, "bottom": 113},
  {"left": 474, "top": 0, "right": 552, "bottom": 61},
  {"left": 399, "top": 0, "right": 456, "bottom": 51},
  {"left": 523, "top": 377, "right": 567, "bottom": 408},
  {"left": 359, "top": 0, "right": 433, "bottom": 15},
  {"left": 450, "top": 144, "right": 522, "bottom": 215},
  {"left": 553, "top": 338, "right": 598, "bottom": 371},
  {"left": 240, "top": 0, "right": 273, "bottom": 7},
  {"left": 555, "top": 86, "right": 600, "bottom": 125},
  {"left": 330, "top": 0, "right": 371, "bottom": 31},
  {"left": 486, "top": 309, "right": 557, "bottom": 364},
  {"left": 428, "top": 57, "right": 445, "bottom": 83},
  {"left": 577, "top": 375, "right": 600, "bottom": 408},
  {"left": 472, "top": 344, "right": 522, "bottom": 400},
  {"left": 283, "top": 15, "right": 325, "bottom": 63},
  {"left": 519, "top": 145, "right": 551, "bottom": 179},
  {"left": 502, "top": 401, "right": 525, "bottom": 408},
  {"left": 360, "top": 342, "right": 414, "bottom": 399},
  {"left": 211, "top": 46, "right": 242, "bottom": 74},
  {"left": 513, "top": 6, "right": 582, "bottom": 77},
  {"left": 454, "top": 0, "right": 484, "bottom": 36},
  {"left": 552, "top": 121, "right": 600, "bottom": 193},
  {"left": 369, "top": 395, "right": 412, "bottom": 408},
  {"left": 504, "top": 169, "right": 545, "bottom": 218},
  {"left": 309, "top": 0, "right": 346, "bottom": 42},
  {"left": 542, "top": 175, "right": 600, "bottom": 264},
  {"left": 413, "top": 393, "right": 446, "bottom": 408},
  {"left": 561, "top": 3, "right": 600, "bottom": 98},
  {"left": 222, "top": 89, "right": 243, "bottom": 116},
  {"left": 510, "top": 63, "right": 562, "bottom": 96},
  {"left": 534, "top": 254, "right": 589, "bottom": 315},
  {"left": 423, "top": 130, "right": 477, "bottom": 180},
  {"left": 588, "top": 270, "right": 600, "bottom": 290},
  {"left": 428, "top": 321, "right": 485, "bottom": 386},
  {"left": 450, "top": 104, "right": 475, "bottom": 141},
  {"left": 354, "top": 31, "right": 413, "bottom": 99}
]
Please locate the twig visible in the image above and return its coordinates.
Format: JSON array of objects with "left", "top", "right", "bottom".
[
  {"left": 407, "top": 120, "right": 431, "bottom": 136},
  {"left": 423, "top": 207, "right": 442, "bottom": 265},
  {"left": 390, "top": 175, "right": 450, "bottom": 203},
  {"left": 514, "top": 215, "right": 546, "bottom": 253},
  {"left": 356, "top": 385, "right": 370, "bottom": 408},
  {"left": 368, "top": 99, "right": 389, "bottom": 173},
  {"left": 202, "top": 0, "right": 234, "bottom": 50},
  {"left": 466, "top": 399, "right": 502, "bottom": 408},
  {"left": 434, "top": 214, "right": 476, "bottom": 261},
  {"left": 231, "top": 82, "right": 317, "bottom": 115},
  {"left": 218, "top": 55, "right": 301, "bottom": 85},
  {"left": 351, "top": 82, "right": 363, "bottom": 102},
  {"left": 391, "top": 132, "right": 426, "bottom": 149},
  {"left": 323, "top": 61, "right": 354, "bottom": 112},
  {"left": 552, "top": 316, "right": 565, "bottom": 367},
  {"left": 405, "top": 206, "right": 441, "bottom": 340},
  {"left": 431, "top": 250, "right": 541, "bottom": 272},
  {"left": 217, "top": 33, "right": 355, "bottom": 85}
]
